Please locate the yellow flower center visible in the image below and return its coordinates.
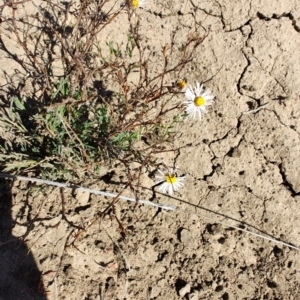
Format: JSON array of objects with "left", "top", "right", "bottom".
[
  {"left": 131, "top": 0, "right": 139, "bottom": 8},
  {"left": 166, "top": 174, "right": 177, "bottom": 184},
  {"left": 194, "top": 96, "right": 205, "bottom": 107},
  {"left": 176, "top": 79, "right": 186, "bottom": 90}
]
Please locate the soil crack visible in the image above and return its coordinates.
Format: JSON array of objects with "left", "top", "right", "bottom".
[
  {"left": 257, "top": 11, "right": 300, "bottom": 33},
  {"left": 277, "top": 163, "right": 300, "bottom": 197},
  {"left": 236, "top": 22, "right": 254, "bottom": 98}
]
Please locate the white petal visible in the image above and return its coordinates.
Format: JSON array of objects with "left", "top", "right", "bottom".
[
  {"left": 205, "top": 100, "right": 214, "bottom": 106},
  {"left": 195, "top": 82, "right": 203, "bottom": 96},
  {"left": 159, "top": 182, "right": 168, "bottom": 194},
  {"left": 167, "top": 184, "right": 174, "bottom": 195},
  {"left": 155, "top": 178, "right": 164, "bottom": 184},
  {"left": 185, "top": 88, "right": 195, "bottom": 101}
]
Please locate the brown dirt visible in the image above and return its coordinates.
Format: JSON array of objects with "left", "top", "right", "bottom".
[{"left": 1, "top": 0, "right": 300, "bottom": 299}]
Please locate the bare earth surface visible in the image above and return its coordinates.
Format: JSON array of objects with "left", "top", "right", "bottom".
[{"left": 1, "top": 0, "right": 300, "bottom": 299}]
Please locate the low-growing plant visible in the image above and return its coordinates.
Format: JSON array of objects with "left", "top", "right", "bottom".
[{"left": 0, "top": 0, "right": 208, "bottom": 185}]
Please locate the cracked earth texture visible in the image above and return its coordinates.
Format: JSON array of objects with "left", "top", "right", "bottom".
[{"left": 1, "top": 0, "right": 300, "bottom": 299}]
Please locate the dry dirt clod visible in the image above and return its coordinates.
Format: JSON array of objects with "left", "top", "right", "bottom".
[
  {"left": 188, "top": 291, "right": 199, "bottom": 300},
  {"left": 179, "top": 283, "right": 191, "bottom": 297},
  {"left": 179, "top": 228, "right": 192, "bottom": 244}
]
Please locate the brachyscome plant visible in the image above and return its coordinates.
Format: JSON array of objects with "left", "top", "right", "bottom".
[{"left": 0, "top": 0, "right": 214, "bottom": 191}]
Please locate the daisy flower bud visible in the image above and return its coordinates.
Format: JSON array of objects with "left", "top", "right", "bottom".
[{"left": 173, "top": 78, "right": 187, "bottom": 91}]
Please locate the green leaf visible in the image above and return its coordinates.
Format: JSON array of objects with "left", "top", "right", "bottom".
[{"left": 12, "top": 96, "right": 25, "bottom": 110}]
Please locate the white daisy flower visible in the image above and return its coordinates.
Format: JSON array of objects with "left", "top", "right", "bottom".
[
  {"left": 155, "top": 168, "right": 185, "bottom": 195},
  {"left": 184, "top": 82, "right": 215, "bottom": 119},
  {"left": 128, "top": 0, "right": 148, "bottom": 9}
]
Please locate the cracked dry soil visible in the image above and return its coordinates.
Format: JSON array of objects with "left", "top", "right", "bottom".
[{"left": 1, "top": 0, "right": 300, "bottom": 299}]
